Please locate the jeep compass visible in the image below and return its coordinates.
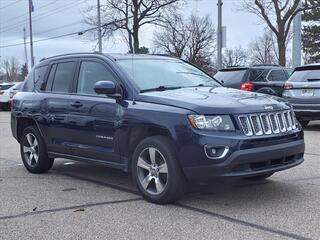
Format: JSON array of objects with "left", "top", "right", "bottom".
[{"left": 11, "top": 53, "right": 305, "bottom": 204}]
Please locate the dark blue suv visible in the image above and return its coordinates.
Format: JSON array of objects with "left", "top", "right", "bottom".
[{"left": 11, "top": 53, "right": 305, "bottom": 203}]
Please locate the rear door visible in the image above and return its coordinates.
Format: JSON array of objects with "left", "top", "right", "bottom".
[
  {"left": 43, "top": 60, "right": 78, "bottom": 155},
  {"left": 248, "top": 69, "right": 288, "bottom": 96},
  {"left": 67, "top": 58, "right": 122, "bottom": 165}
]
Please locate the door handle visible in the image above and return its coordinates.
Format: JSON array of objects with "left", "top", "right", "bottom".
[{"left": 70, "top": 101, "right": 83, "bottom": 108}]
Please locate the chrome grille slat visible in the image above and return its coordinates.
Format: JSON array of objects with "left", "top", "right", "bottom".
[
  {"left": 238, "top": 110, "right": 297, "bottom": 136},
  {"left": 249, "top": 115, "right": 263, "bottom": 135},
  {"left": 259, "top": 114, "right": 272, "bottom": 134},
  {"left": 239, "top": 116, "right": 253, "bottom": 136}
]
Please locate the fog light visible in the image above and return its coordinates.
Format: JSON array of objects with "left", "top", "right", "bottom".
[{"left": 204, "top": 145, "right": 229, "bottom": 159}]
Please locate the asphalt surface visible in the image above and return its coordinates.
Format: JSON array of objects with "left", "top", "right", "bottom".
[{"left": 0, "top": 111, "right": 320, "bottom": 240}]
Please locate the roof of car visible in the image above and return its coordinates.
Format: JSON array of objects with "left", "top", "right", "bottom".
[
  {"left": 295, "top": 63, "right": 320, "bottom": 71},
  {"left": 219, "top": 65, "right": 287, "bottom": 72},
  {"left": 39, "top": 52, "right": 178, "bottom": 64}
]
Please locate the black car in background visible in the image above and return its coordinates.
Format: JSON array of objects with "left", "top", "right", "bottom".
[
  {"left": 282, "top": 64, "right": 320, "bottom": 127},
  {"left": 214, "top": 65, "right": 292, "bottom": 96}
]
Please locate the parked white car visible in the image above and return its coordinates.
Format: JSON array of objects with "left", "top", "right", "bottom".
[
  {"left": 0, "top": 82, "right": 23, "bottom": 110},
  {"left": 9, "top": 82, "right": 24, "bottom": 102}
]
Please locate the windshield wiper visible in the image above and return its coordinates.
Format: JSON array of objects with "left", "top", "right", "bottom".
[{"left": 140, "top": 85, "right": 182, "bottom": 93}]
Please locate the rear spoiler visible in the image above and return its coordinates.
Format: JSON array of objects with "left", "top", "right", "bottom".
[{"left": 295, "top": 65, "right": 320, "bottom": 71}]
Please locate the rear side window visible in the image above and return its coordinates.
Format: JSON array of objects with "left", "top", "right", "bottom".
[
  {"left": 267, "top": 70, "right": 288, "bottom": 82},
  {"left": 249, "top": 69, "right": 268, "bottom": 82},
  {"left": 34, "top": 66, "right": 48, "bottom": 91},
  {"left": 51, "top": 62, "right": 76, "bottom": 93},
  {"left": 289, "top": 69, "right": 320, "bottom": 82},
  {"left": 214, "top": 70, "right": 247, "bottom": 85}
]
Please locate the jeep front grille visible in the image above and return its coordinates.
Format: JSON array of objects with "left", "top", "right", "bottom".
[{"left": 238, "top": 110, "right": 297, "bottom": 136}]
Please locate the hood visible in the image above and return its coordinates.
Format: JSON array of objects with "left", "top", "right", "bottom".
[{"left": 138, "top": 87, "right": 291, "bottom": 114}]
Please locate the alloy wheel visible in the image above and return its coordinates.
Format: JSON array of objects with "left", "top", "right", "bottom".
[
  {"left": 23, "top": 133, "right": 39, "bottom": 167},
  {"left": 136, "top": 147, "right": 168, "bottom": 195}
]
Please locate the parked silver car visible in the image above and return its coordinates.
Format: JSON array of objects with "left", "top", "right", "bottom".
[{"left": 283, "top": 64, "right": 320, "bottom": 126}]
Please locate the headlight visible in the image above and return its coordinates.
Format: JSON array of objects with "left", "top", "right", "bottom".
[{"left": 188, "top": 115, "right": 235, "bottom": 131}]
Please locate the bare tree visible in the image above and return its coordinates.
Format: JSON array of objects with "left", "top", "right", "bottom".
[
  {"left": 249, "top": 31, "right": 278, "bottom": 65},
  {"left": 241, "top": 0, "right": 320, "bottom": 66},
  {"left": 153, "top": 14, "right": 188, "bottom": 58},
  {"left": 154, "top": 14, "right": 216, "bottom": 73},
  {"left": 1, "top": 57, "right": 21, "bottom": 82},
  {"left": 85, "top": 0, "right": 181, "bottom": 53},
  {"left": 222, "top": 46, "right": 249, "bottom": 67}
]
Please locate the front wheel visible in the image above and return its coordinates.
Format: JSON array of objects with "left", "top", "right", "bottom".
[
  {"left": 132, "top": 136, "right": 185, "bottom": 204},
  {"left": 20, "top": 126, "right": 54, "bottom": 173}
]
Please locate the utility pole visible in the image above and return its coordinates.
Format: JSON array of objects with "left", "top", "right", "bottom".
[
  {"left": 292, "top": 0, "right": 302, "bottom": 68},
  {"left": 97, "top": 0, "right": 102, "bottom": 53},
  {"left": 217, "top": 0, "right": 223, "bottom": 69},
  {"left": 23, "top": 28, "right": 29, "bottom": 69},
  {"left": 28, "top": 0, "right": 35, "bottom": 67}
]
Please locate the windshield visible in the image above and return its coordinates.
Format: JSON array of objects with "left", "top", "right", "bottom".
[
  {"left": 289, "top": 69, "right": 320, "bottom": 82},
  {"left": 117, "top": 59, "right": 220, "bottom": 91},
  {"left": 214, "top": 70, "right": 247, "bottom": 85}
]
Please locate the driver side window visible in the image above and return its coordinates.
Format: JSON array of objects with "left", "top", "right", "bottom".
[{"left": 77, "top": 61, "right": 116, "bottom": 95}]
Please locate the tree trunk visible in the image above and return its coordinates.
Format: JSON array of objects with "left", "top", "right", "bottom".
[
  {"left": 128, "top": 32, "right": 133, "bottom": 53},
  {"left": 277, "top": 38, "right": 286, "bottom": 66},
  {"left": 133, "top": 25, "right": 139, "bottom": 53}
]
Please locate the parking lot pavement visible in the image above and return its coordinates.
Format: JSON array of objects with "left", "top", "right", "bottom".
[{"left": 0, "top": 111, "right": 320, "bottom": 240}]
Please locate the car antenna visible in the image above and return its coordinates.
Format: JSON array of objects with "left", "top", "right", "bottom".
[{"left": 132, "top": 48, "right": 136, "bottom": 105}]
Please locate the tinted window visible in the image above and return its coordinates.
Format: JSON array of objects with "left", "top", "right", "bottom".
[
  {"left": 249, "top": 69, "right": 268, "bottom": 82},
  {"left": 267, "top": 70, "right": 288, "bottom": 82},
  {"left": 214, "top": 70, "right": 247, "bottom": 85},
  {"left": 289, "top": 69, "right": 320, "bottom": 82},
  {"left": 45, "top": 64, "right": 57, "bottom": 91},
  {"left": 51, "top": 62, "right": 76, "bottom": 93},
  {"left": 0, "top": 84, "right": 14, "bottom": 90},
  {"left": 22, "top": 71, "right": 34, "bottom": 91},
  {"left": 77, "top": 61, "right": 116, "bottom": 95},
  {"left": 34, "top": 66, "right": 48, "bottom": 91}
]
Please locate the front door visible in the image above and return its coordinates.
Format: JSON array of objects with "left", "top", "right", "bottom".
[{"left": 68, "top": 59, "right": 122, "bottom": 164}]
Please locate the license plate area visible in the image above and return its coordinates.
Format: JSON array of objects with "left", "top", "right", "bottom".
[{"left": 301, "top": 89, "right": 314, "bottom": 97}]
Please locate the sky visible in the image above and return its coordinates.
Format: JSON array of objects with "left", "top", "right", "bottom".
[{"left": 0, "top": 0, "right": 266, "bottom": 67}]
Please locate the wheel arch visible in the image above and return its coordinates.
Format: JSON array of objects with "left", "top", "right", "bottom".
[
  {"left": 123, "top": 124, "right": 176, "bottom": 172},
  {"left": 16, "top": 117, "right": 44, "bottom": 143}
]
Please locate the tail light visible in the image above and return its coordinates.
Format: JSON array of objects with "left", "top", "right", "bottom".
[
  {"left": 0, "top": 90, "right": 4, "bottom": 95},
  {"left": 284, "top": 81, "right": 293, "bottom": 90},
  {"left": 240, "top": 82, "right": 254, "bottom": 91}
]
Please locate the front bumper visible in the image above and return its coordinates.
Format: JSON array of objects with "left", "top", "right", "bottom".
[{"left": 183, "top": 139, "right": 304, "bottom": 180}]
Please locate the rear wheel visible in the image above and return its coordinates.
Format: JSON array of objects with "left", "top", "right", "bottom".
[
  {"left": 245, "top": 173, "right": 274, "bottom": 181},
  {"left": 132, "top": 136, "right": 185, "bottom": 204},
  {"left": 20, "top": 126, "right": 54, "bottom": 173}
]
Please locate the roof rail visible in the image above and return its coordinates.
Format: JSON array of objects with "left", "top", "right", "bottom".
[
  {"left": 251, "top": 64, "right": 281, "bottom": 67},
  {"left": 39, "top": 52, "right": 100, "bottom": 62}
]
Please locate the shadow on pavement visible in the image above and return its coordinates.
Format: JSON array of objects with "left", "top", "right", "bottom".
[{"left": 51, "top": 159, "right": 302, "bottom": 206}]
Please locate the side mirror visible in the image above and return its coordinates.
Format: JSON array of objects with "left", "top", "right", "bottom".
[{"left": 94, "top": 81, "right": 122, "bottom": 99}]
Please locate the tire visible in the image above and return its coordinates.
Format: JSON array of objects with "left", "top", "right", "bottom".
[
  {"left": 132, "top": 136, "right": 185, "bottom": 204},
  {"left": 245, "top": 173, "right": 274, "bottom": 181},
  {"left": 20, "top": 126, "right": 54, "bottom": 173}
]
